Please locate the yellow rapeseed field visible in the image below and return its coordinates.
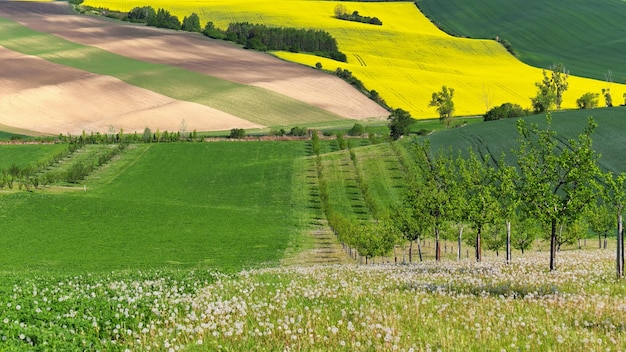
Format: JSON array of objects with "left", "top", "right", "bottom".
[{"left": 85, "top": 0, "right": 625, "bottom": 118}]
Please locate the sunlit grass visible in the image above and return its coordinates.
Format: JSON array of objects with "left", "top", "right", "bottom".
[
  {"left": 84, "top": 0, "right": 626, "bottom": 118},
  {"left": 2, "top": 250, "right": 623, "bottom": 351}
]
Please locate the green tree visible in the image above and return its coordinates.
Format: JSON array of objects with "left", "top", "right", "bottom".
[
  {"left": 531, "top": 64, "right": 569, "bottom": 113},
  {"left": 347, "top": 123, "right": 365, "bottom": 136},
  {"left": 495, "top": 156, "right": 519, "bottom": 263},
  {"left": 587, "top": 202, "right": 613, "bottom": 249},
  {"left": 229, "top": 128, "right": 246, "bottom": 139},
  {"left": 484, "top": 102, "right": 528, "bottom": 121},
  {"left": 413, "top": 142, "right": 456, "bottom": 261},
  {"left": 182, "top": 13, "right": 201, "bottom": 32},
  {"left": 457, "top": 149, "right": 499, "bottom": 262},
  {"left": 142, "top": 127, "right": 152, "bottom": 143},
  {"left": 512, "top": 215, "right": 538, "bottom": 254},
  {"left": 576, "top": 92, "right": 599, "bottom": 109},
  {"left": 602, "top": 88, "right": 613, "bottom": 107},
  {"left": 387, "top": 108, "right": 414, "bottom": 140},
  {"left": 603, "top": 171, "right": 626, "bottom": 278},
  {"left": 429, "top": 86, "right": 455, "bottom": 128},
  {"left": 128, "top": 6, "right": 155, "bottom": 23},
  {"left": 148, "top": 8, "right": 181, "bottom": 30},
  {"left": 334, "top": 4, "right": 348, "bottom": 18},
  {"left": 515, "top": 114, "right": 600, "bottom": 271}
]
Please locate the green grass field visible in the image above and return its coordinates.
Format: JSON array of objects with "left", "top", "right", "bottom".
[
  {"left": 0, "top": 142, "right": 311, "bottom": 273},
  {"left": 0, "top": 17, "right": 342, "bottom": 128},
  {"left": 0, "top": 144, "right": 66, "bottom": 170},
  {"left": 418, "top": 0, "right": 626, "bottom": 82},
  {"left": 424, "top": 107, "right": 626, "bottom": 173}
]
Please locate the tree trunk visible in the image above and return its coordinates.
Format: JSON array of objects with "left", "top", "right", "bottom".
[
  {"left": 506, "top": 220, "right": 512, "bottom": 264},
  {"left": 604, "top": 233, "right": 608, "bottom": 249},
  {"left": 457, "top": 224, "right": 463, "bottom": 261},
  {"left": 476, "top": 225, "right": 482, "bottom": 262},
  {"left": 550, "top": 219, "right": 557, "bottom": 271},
  {"left": 618, "top": 212, "right": 624, "bottom": 279},
  {"left": 393, "top": 246, "right": 397, "bottom": 264},
  {"left": 409, "top": 240, "right": 413, "bottom": 263},
  {"left": 417, "top": 238, "right": 423, "bottom": 262},
  {"left": 435, "top": 227, "right": 441, "bottom": 261},
  {"left": 599, "top": 234, "right": 602, "bottom": 249}
]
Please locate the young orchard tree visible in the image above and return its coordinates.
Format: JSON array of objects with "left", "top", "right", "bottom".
[
  {"left": 412, "top": 141, "right": 456, "bottom": 261},
  {"left": 449, "top": 156, "right": 468, "bottom": 262},
  {"left": 531, "top": 63, "right": 569, "bottom": 113},
  {"left": 587, "top": 202, "right": 613, "bottom": 249},
  {"left": 512, "top": 214, "right": 538, "bottom": 254},
  {"left": 515, "top": 114, "right": 600, "bottom": 271},
  {"left": 392, "top": 201, "right": 427, "bottom": 262},
  {"left": 603, "top": 171, "right": 626, "bottom": 278},
  {"left": 457, "top": 149, "right": 499, "bottom": 262},
  {"left": 495, "top": 156, "right": 519, "bottom": 263},
  {"left": 429, "top": 86, "right": 455, "bottom": 128},
  {"left": 354, "top": 220, "right": 399, "bottom": 264}
]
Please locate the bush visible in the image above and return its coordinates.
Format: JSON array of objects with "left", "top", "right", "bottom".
[
  {"left": 484, "top": 103, "right": 529, "bottom": 121},
  {"left": 128, "top": 6, "right": 156, "bottom": 23},
  {"left": 229, "top": 128, "right": 246, "bottom": 139},
  {"left": 290, "top": 127, "right": 308, "bottom": 137},
  {"left": 576, "top": 92, "right": 599, "bottom": 109},
  {"left": 347, "top": 123, "right": 365, "bottom": 136}
]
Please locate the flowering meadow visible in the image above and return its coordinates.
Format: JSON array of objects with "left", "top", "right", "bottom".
[
  {"left": 82, "top": 0, "right": 625, "bottom": 118},
  {"left": 2, "top": 249, "right": 624, "bottom": 351}
]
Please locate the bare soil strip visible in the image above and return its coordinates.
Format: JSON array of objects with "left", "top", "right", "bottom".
[
  {"left": 0, "top": 46, "right": 262, "bottom": 135},
  {"left": 0, "top": 2, "right": 388, "bottom": 133}
]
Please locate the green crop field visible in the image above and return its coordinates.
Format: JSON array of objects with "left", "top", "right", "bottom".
[
  {"left": 0, "top": 17, "right": 342, "bottom": 128},
  {"left": 418, "top": 0, "right": 626, "bottom": 82},
  {"left": 0, "top": 144, "right": 66, "bottom": 170},
  {"left": 0, "top": 141, "right": 311, "bottom": 273},
  {"left": 425, "top": 107, "right": 626, "bottom": 173}
]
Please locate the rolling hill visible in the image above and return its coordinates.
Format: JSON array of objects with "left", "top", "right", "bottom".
[
  {"left": 0, "top": 1, "right": 387, "bottom": 135},
  {"left": 417, "top": 0, "right": 626, "bottom": 83},
  {"left": 83, "top": 0, "right": 626, "bottom": 119}
]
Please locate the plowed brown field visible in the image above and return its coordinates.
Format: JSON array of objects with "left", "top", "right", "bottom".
[{"left": 0, "top": 1, "right": 387, "bottom": 135}]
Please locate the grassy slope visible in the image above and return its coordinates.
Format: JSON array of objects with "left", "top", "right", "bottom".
[
  {"left": 417, "top": 0, "right": 626, "bottom": 83},
  {"left": 0, "top": 17, "right": 342, "bottom": 128},
  {"left": 425, "top": 107, "right": 626, "bottom": 173},
  {"left": 85, "top": 0, "right": 626, "bottom": 118},
  {"left": 0, "top": 142, "right": 309, "bottom": 273},
  {"left": 0, "top": 144, "right": 66, "bottom": 169},
  {"left": 319, "top": 107, "right": 626, "bottom": 226}
]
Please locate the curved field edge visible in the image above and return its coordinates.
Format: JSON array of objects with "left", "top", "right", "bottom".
[
  {"left": 417, "top": 0, "right": 626, "bottom": 83},
  {"left": 84, "top": 0, "right": 626, "bottom": 119},
  {"left": 0, "top": 16, "right": 344, "bottom": 129}
]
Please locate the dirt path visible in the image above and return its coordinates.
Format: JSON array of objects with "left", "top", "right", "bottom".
[
  {"left": 281, "top": 220, "right": 353, "bottom": 266},
  {"left": 0, "top": 2, "right": 388, "bottom": 122}
]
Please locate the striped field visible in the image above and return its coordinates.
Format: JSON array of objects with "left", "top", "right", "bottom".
[{"left": 84, "top": 0, "right": 626, "bottom": 118}]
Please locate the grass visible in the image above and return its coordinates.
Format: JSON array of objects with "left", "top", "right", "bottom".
[
  {"left": 2, "top": 250, "right": 624, "bottom": 351},
  {"left": 417, "top": 0, "right": 626, "bottom": 83},
  {"left": 0, "top": 142, "right": 310, "bottom": 273},
  {"left": 0, "top": 121, "right": 625, "bottom": 350},
  {"left": 0, "top": 17, "right": 342, "bottom": 128},
  {"left": 84, "top": 0, "right": 626, "bottom": 119},
  {"left": 0, "top": 144, "right": 66, "bottom": 170}
]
